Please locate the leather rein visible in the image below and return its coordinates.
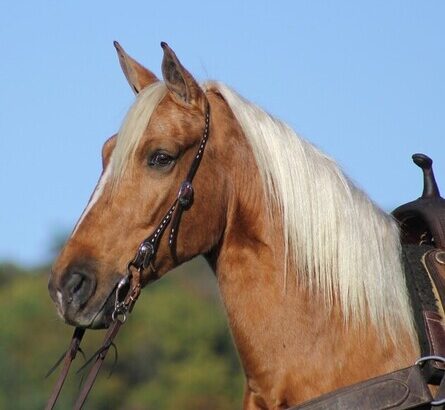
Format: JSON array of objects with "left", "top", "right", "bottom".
[{"left": 46, "top": 102, "right": 210, "bottom": 410}]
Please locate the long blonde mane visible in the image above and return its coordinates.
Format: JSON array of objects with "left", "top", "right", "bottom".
[
  {"left": 111, "top": 79, "right": 415, "bottom": 339},
  {"left": 207, "top": 82, "right": 415, "bottom": 339}
]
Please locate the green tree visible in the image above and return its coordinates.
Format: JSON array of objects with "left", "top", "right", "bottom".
[{"left": 0, "top": 258, "right": 244, "bottom": 409}]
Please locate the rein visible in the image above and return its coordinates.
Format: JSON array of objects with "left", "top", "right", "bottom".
[{"left": 46, "top": 102, "right": 210, "bottom": 410}]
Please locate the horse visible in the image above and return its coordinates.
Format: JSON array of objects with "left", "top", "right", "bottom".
[{"left": 48, "top": 42, "right": 421, "bottom": 409}]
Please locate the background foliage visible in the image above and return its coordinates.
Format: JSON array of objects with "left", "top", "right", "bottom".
[{"left": 0, "top": 257, "right": 244, "bottom": 409}]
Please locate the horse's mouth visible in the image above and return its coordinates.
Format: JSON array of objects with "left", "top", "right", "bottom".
[
  {"left": 62, "top": 276, "right": 127, "bottom": 330},
  {"left": 88, "top": 292, "right": 115, "bottom": 329}
]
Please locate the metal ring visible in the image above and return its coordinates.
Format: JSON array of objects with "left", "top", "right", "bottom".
[
  {"left": 111, "top": 309, "right": 127, "bottom": 323},
  {"left": 415, "top": 355, "right": 445, "bottom": 366},
  {"left": 432, "top": 396, "right": 445, "bottom": 406},
  {"left": 111, "top": 310, "right": 117, "bottom": 322},
  {"left": 415, "top": 356, "right": 445, "bottom": 406},
  {"left": 435, "top": 251, "right": 445, "bottom": 265}
]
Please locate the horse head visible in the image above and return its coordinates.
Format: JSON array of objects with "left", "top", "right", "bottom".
[{"left": 48, "top": 43, "right": 236, "bottom": 328}]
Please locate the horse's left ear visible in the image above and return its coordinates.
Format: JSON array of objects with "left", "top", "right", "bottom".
[{"left": 161, "top": 42, "right": 205, "bottom": 110}]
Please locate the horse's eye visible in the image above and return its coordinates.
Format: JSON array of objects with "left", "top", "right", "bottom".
[{"left": 149, "top": 151, "right": 175, "bottom": 169}]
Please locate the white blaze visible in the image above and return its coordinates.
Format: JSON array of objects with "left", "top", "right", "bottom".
[{"left": 70, "top": 163, "right": 112, "bottom": 238}]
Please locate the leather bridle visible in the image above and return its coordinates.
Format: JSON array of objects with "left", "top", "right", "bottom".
[{"left": 46, "top": 101, "right": 211, "bottom": 410}]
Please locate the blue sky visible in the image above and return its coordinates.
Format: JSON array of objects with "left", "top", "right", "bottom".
[{"left": 1, "top": 1, "right": 444, "bottom": 266}]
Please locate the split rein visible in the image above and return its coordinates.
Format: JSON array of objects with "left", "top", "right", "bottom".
[{"left": 46, "top": 104, "right": 210, "bottom": 410}]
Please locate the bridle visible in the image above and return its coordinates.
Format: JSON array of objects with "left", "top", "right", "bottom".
[
  {"left": 113, "top": 99, "right": 210, "bottom": 322},
  {"left": 46, "top": 100, "right": 211, "bottom": 410}
]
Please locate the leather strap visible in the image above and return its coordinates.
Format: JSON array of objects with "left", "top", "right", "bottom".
[
  {"left": 73, "top": 320, "right": 123, "bottom": 409},
  {"left": 287, "top": 365, "right": 432, "bottom": 410},
  {"left": 129, "top": 102, "right": 210, "bottom": 273},
  {"left": 45, "top": 327, "right": 85, "bottom": 410},
  {"left": 422, "top": 249, "right": 445, "bottom": 373},
  {"left": 424, "top": 250, "right": 445, "bottom": 310}
]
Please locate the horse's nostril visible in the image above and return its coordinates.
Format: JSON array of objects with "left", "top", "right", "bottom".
[
  {"left": 71, "top": 274, "right": 85, "bottom": 295},
  {"left": 64, "top": 270, "right": 96, "bottom": 307}
]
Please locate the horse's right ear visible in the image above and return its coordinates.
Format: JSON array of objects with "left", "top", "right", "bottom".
[{"left": 114, "top": 41, "right": 158, "bottom": 94}]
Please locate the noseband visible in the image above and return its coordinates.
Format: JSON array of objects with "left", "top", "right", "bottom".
[{"left": 46, "top": 101, "right": 211, "bottom": 410}]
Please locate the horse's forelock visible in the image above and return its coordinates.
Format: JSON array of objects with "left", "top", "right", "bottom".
[{"left": 111, "top": 82, "right": 168, "bottom": 182}]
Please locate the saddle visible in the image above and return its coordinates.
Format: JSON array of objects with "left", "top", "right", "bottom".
[{"left": 393, "top": 154, "right": 445, "bottom": 367}]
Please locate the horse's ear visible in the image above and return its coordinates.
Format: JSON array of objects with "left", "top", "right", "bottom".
[
  {"left": 160, "top": 42, "right": 205, "bottom": 109},
  {"left": 114, "top": 41, "right": 158, "bottom": 94}
]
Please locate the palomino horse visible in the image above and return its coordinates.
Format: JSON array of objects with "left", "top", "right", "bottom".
[{"left": 48, "top": 42, "right": 420, "bottom": 409}]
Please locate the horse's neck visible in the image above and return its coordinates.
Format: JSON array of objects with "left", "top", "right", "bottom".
[{"left": 212, "top": 181, "right": 419, "bottom": 407}]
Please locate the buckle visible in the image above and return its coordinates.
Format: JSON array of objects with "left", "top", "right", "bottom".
[
  {"left": 112, "top": 275, "right": 130, "bottom": 323},
  {"left": 416, "top": 355, "right": 445, "bottom": 406},
  {"left": 129, "top": 242, "right": 155, "bottom": 271},
  {"left": 178, "top": 181, "right": 194, "bottom": 209}
]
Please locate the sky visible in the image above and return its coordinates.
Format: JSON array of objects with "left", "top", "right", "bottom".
[{"left": 1, "top": 1, "right": 444, "bottom": 266}]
